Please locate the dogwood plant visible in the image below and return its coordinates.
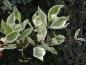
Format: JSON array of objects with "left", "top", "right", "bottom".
[{"left": 0, "top": 5, "right": 69, "bottom": 61}]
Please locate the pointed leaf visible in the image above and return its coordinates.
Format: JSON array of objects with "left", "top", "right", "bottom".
[
  {"left": 22, "top": 19, "right": 32, "bottom": 29},
  {"left": 22, "top": 19, "right": 28, "bottom": 29},
  {"left": 1, "top": 31, "right": 19, "bottom": 43},
  {"left": 49, "top": 17, "right": 69, "bottom": 29},
  {"left": 13, "top": 24, "right": 23, "bottom": 32},
  {"left": 32, "top": 7, "right": 47, "bottom": 27},
  {"left": 32, "top": 15, "right": 42, "bottom": 27},
  {"left": 48, "top": 5, "right": 64, "bottom": 22},
  {"left": 74, "top": 29, "right": 85, "bottom": 41},
  {"left": 6, "top": 12, "right": 16, "bottom": 27},
  {"left": 33, "top": 46, "right": 46, "bottom": 61},
  {"left": 6, "top": 31, "right": 19, "bottom": 43},
  {"left": 14, "top": 8, "right": 21, "bottom": 22},
  {"left": 74, "top": 29, "right": 80, "bottom": 39},
  {"left": 1, "top": 20, "right": 12, "bottom": 34},
  {"left": 39, "top": 42, "right": 57, "bottom": 55},
  {"left": 51, "top": 35, "right": 65, "bottom": 46},
  {"left": 19, "top": 28, "right": 33, "bottom": 40}
]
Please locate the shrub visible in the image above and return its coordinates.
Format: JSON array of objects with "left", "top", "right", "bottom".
[{"left": 0, "top": 5, "right": 69, "bottom": 62}]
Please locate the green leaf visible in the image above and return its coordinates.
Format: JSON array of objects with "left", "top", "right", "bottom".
[
  {"left": 74, "top": 29, "right": 85, "bottom": 42},
  {"left": 13, "top": 24, "right": 23, "bottom": 32},
  {"left": 49, "top": 17, "right": 69, "bottom": 29},
  {"left": 14, "top": 8, "right": 21, "bottom": 22},
  {"left": 51, "top": 35, "right": 65, "bottom": 46},
  {"left": 33, "top": 46, "right": 46, "bottom": 61},
  {"left": 32, "top": 7, "right": 47, "bottom": 27},
  {"left": 26, "top": 37, "right": 35, "bottom": 45},
  {"left": 38, "top": 7, "right": 47, "bottom": 26},
  {"left": 48, "top": 5, "right": 64, "bottom": 22},
  {"left": 19, "top": 28, "right": 33, "bottom": 40},
  {"left": 6, "top": 11, "right": 16, "bottom": 27},
  {"left": 1, "top": 20, "right": 12, "bottom": 34},
  {"left": 39, "top": 42, "right": 57, "bottom": 55},
  {"left": 32, "top": 14, "right": 42, "bottom": 27},
  {"left": 37, "top": 25, "right": 47, "bottom": 42},
  {"left": 1, "top": 31, "right": 19, "bottom": 43},
  {"left": 6, "top": 31, "right": 19, "bottom": 43}
]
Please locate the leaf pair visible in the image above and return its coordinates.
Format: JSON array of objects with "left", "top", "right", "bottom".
[{"left": 48, "top": 5, "right": 69, "bottom": 29}]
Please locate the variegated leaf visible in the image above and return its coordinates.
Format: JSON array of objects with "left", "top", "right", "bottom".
[{"left": 33, "top": 46, "right": 46, "bottom": 61}]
